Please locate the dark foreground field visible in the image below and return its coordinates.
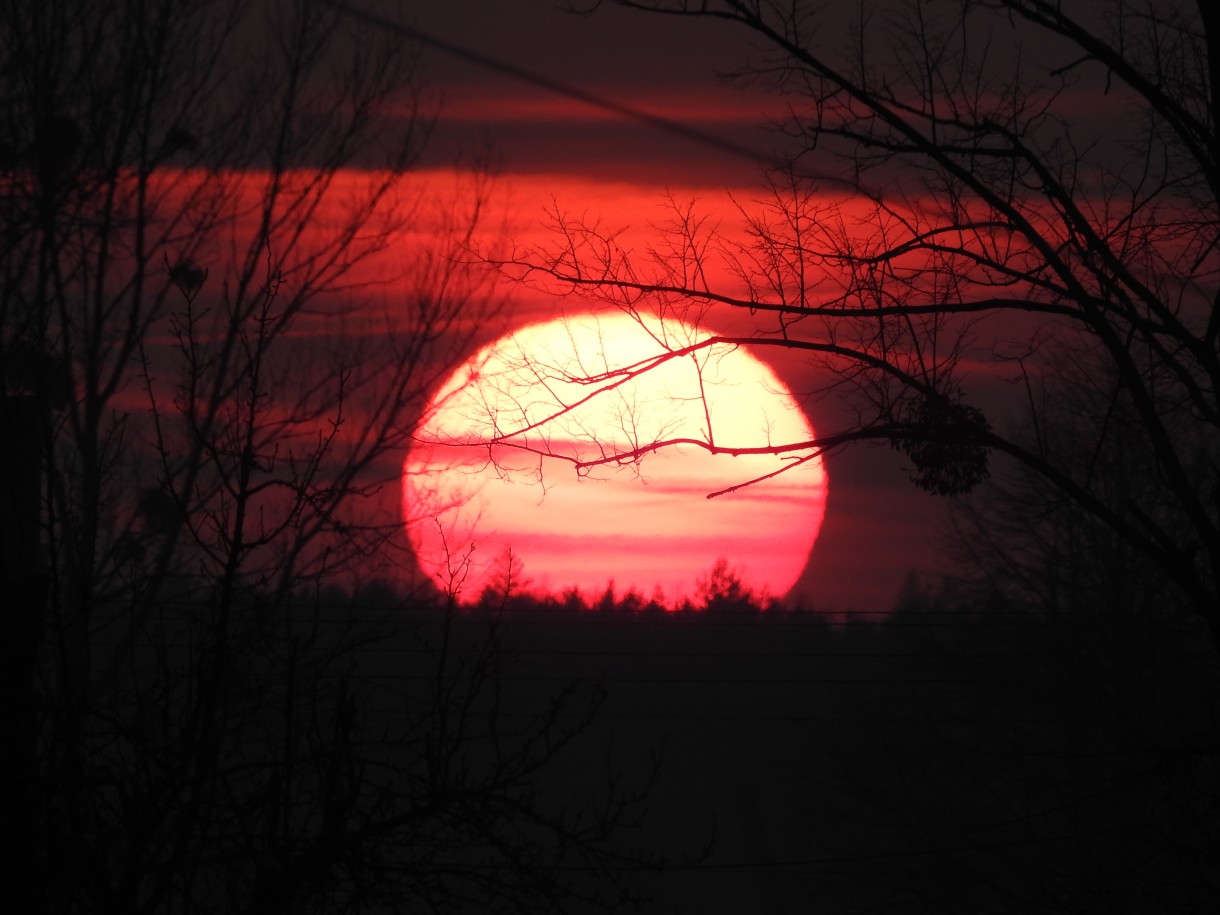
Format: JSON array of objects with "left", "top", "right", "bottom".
[{"left": 370, "top": 598, "right": 1219, "bottom": 914}]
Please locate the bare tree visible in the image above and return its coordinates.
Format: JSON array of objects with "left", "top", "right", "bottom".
[
  {"left": 473, "top": 0, "right": 1220, "bottom": 651},
  {"left": 2, "top": 1, "right": 656, "bottom": 911}
]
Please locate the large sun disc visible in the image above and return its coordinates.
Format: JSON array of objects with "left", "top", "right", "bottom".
[{"left": 403, "top": 312, "right": 826, "bottom": 605}]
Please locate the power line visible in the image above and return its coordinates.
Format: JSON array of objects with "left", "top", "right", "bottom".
[{"left": 322, "top": 0, "right": 786, "bottom": 170}]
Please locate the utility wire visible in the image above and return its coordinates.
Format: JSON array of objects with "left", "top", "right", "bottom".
[{"left": 322, "top": 0, "right": 794, "bottom": 172}]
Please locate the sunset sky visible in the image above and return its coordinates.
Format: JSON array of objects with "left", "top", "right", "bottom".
[
  {"left": 367, "top": 0, "right": 965, "bottom": 611},
  {"left": 16, "top": 3, "right": 1214, "bottom": 912}
]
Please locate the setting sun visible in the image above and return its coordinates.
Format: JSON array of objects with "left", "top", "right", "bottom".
[{"left": 403, "top": 312, "right": 827, "bottom": 604}]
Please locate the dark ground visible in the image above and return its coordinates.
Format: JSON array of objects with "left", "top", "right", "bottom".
[{"left": 398, "top": 599, "right": 1220, "bottom": 913}]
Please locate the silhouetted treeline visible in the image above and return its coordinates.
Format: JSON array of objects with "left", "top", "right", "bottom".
[
  {"left": 457, "top": 556, "right": 797, "bottom": 618},
  {"left": 365, "top": 568, "right": 1220, "bottom": 914},
  {"left": 49, "top": 566, "right": 1201, "bottom": 915}
]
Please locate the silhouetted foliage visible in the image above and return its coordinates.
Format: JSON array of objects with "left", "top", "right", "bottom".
[
  {"left": 487, "top": 1, "right": 1220, "bottom": 906},
  {"left": 421, "top": 581, "right": 1217, "bottom": 911},
  {"left": 499, "top": 0, "right": 1220, "bottom": 655},
  {"left": 696, "top": 558, "right": 757, "bottom": 613},
  {"left": 1, "top": 1, "right": 659, "bottom": 912},
  {"left": 892, "top": 393, "right": 991, "bottom": 496}
]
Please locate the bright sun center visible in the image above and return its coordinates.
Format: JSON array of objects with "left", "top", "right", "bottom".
[{"left": 402, "top": 312, "right": 827, "bottom": 605}]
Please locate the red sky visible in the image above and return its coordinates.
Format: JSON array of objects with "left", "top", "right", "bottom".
[{"left": 379, "top": 0, "right": 963, "bottom": 612}]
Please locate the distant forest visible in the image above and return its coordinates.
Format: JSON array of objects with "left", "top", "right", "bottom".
[{"left": 324, "top": 569, "right": 1220, "bottom": 912}]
